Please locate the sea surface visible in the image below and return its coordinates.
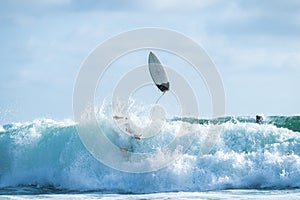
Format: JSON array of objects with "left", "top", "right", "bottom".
[{"left": 1, "top": 115, "right": 300, "bottom": 199}]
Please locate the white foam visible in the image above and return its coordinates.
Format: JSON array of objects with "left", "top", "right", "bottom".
[{"left": 0, "top": 126, "right": 4, "bottom": 132}]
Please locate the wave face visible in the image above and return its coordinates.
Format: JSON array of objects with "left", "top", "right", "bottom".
[{"left": 1, "top": 116, "right": 300, "bottom": 193}]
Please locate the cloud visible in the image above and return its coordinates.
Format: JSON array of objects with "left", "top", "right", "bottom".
[
  {"left": 137, "top": 0, "right": 220, "bottom": 12},
  {"left": 14, "top": 0, "right": 71, "bottom": 7}
]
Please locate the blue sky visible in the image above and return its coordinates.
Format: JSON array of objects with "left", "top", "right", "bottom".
[{"left": 1, "top": 0, "right": 300, "bottom": 123}]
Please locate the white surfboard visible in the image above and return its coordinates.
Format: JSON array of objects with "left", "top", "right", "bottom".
[{"left": 148, "top": 52, "right": 170, "bottom": 92}]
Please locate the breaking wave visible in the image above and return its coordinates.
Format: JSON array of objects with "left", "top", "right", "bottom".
[{"left": 1, "top": 114, "right": 300, "bottom": 194}]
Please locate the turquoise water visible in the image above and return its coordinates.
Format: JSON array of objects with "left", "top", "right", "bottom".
[{"left": 1, "top": 115, "right": 300, "bottom": 198}]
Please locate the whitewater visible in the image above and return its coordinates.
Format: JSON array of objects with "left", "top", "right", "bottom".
[{"left": 1, "top": 113, "right": 300, "bottom": 199}]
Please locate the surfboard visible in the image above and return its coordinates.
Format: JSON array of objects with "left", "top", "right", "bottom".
[{"left": 148, "top": 52, "right": 170, "bottom": 93}]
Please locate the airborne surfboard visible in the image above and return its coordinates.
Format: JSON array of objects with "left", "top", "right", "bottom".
[{"left": 148, "top": 52, "right": 170, "bottom": 93}]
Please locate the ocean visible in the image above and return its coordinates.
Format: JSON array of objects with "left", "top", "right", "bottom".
[{"left": 1, "top": 115, "right": 300, "bottom": 199}]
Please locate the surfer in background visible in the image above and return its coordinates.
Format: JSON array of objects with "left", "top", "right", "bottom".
[{"left": 256, "top": 115, "right": 263, "bottom": 124}]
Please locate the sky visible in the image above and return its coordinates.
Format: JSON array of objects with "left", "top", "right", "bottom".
[{"left": 0, "top": 0, "right": 300, "bottom": 124}]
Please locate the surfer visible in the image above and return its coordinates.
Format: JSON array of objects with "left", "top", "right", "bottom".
[
  {"left": 115, "top": 52, "right": 169, "bottom": 142},
  {"left": 256, "top": 115, "right": 263, "bottom": 124},
  {"left": 113, "top": 115, "right": 142, "bottom": 140}
]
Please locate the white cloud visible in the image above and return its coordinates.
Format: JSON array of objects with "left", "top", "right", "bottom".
[
  {"left": 205, "top": 36, "right": 300, "bottom": 73},
  {"left": 281, "top": 52, "right": 300, "bottom": 71},
  {"left": 137, "top": 0, "right": 220, "bottom": 11},
  {"left": 19, "top": 0, "right": 71, "bottom": 7}
]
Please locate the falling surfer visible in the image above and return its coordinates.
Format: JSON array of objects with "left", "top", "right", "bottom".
[
  {"left": 114, "top": 51, "right": 170, "bottom": 151},
  {"left": 113, "top": 115, "right": 139, "bottom": 152},
  {"left": 113, "top": 115, "right": 141, "bottom": 137}
]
